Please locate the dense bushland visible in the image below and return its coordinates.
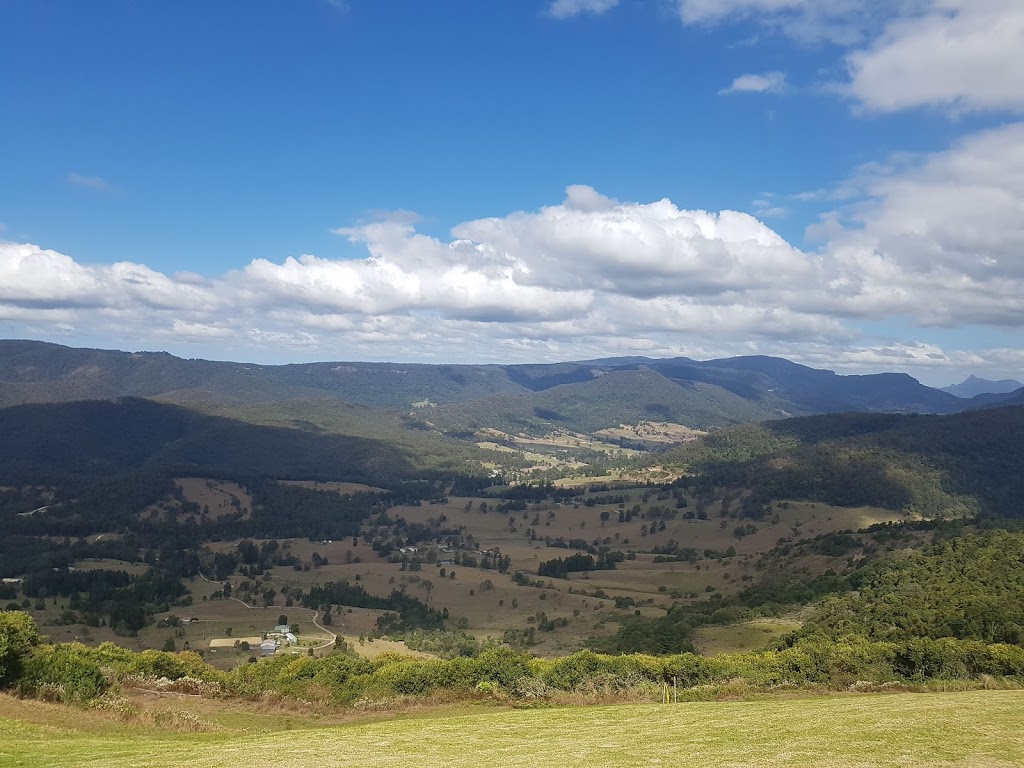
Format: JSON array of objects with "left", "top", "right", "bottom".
[
  {"left": 599, "top": 530, "right": 1024, "bottom": 654},
  {"left": 793, "top": 531, "right": 1024, "bottom": 645}
]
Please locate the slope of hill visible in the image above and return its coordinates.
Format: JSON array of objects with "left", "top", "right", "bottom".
[
  {"left": 0, "top": 397, "right": 422, "bottom": 485},
  {"left": 795, "top": 531, "right": 1024, "bottom": 644},
  {"left": 968, "top": 387, "right": 1024, "bottom": 409},
  {"left": 190, "top": 398, "right": 496, "bottom": 472}
]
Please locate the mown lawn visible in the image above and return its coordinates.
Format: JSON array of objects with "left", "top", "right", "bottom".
[{"left": 2, "top": 690, "right": 1023, "bottom": 767}]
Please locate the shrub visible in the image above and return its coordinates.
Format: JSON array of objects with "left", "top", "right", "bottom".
[
  {"left": 19, "top": 644, "right": 107, "bottom": 702},
  {"left": 0, "top": 611, "right": 40, "bottom": 686},
  {"left": 473, "top": 647, "right": 532, "bottom": 688},
  {"left": 372, "top": 659, "right": 449, "bottom": 695},
  {"left": 540, "top": 650, "right": 606, "bottom": 690}
]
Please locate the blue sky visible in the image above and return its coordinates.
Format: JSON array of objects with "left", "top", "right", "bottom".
[{"left": 2, "top": 0, "right": 1023, "bottom": 385}]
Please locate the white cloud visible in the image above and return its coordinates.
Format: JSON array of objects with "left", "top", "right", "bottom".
[
  {"left": 804, "top": 122, "right": 1024, "bottom": 326},
  {"left": 2, "top": 156, "right": 1023, "bottom": 380},
  {"left": 0, "top": 242, "right": 219, "bottom": 311},
  {"left": 0, "top": 188, "right": 833, "bottom": 362},
  {"left": 847, "top": 0, "right": 1024, "bottom": 114},
  {"left": 547, "top": 0, "right": 619, "bottom": 19},
  {"left": 450, "top": 186, "right": 816, "bottom": 299},
  {"left": 676, "top": 0, "right": 1024, "bottom": 116},
  {"left": 719, "top": 71, "right": 787, "bottom": 95},
  {"left": 67, "top": 172, "right": 111, "bottom": 191}
]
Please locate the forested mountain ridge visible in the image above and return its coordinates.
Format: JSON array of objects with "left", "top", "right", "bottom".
[
  {"left": 0, "top": 340, "right": 972, "bottom": 435},
  {"left": 657, "top": 405, "right": 1024, "bottom": 518}
]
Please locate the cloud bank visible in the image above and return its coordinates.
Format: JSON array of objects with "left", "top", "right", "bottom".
[{"left": 4, "top": 119, "right": 1024, "bottom": 381}]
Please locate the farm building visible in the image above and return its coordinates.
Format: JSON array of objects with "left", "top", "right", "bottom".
[{"left": 259, "top": 638, "right": 278, "bottom": 656}]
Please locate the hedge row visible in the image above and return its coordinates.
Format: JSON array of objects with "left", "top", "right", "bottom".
[{"left": 4, "top": 612, "right": 1024, "bottom": 705}]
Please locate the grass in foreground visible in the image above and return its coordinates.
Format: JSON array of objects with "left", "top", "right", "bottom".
[{"left": 2, "top": 690, "right": 1023, "bottom": 767}]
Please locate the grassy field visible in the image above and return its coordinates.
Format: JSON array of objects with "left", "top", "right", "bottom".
[{"left": 2, "top": 690, "right": 1023, "bottom": 767}]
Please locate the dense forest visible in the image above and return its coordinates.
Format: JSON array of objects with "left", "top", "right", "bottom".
[{"left": 660, "top": 407, "right": 1024, "bottom": 518}]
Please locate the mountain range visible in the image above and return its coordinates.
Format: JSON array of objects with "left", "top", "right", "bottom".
[{"left": 1, "top": 339, "right": 1021, "bottom": 436}]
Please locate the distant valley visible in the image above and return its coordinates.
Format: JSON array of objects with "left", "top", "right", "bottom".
[{"left": 2, "top": 337, "right": 1024, "bottom": 740}]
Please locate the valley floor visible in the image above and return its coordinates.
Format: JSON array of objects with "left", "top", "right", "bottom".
[{"left": 3, "top": 690, "right": 1023, "bottom": 767}]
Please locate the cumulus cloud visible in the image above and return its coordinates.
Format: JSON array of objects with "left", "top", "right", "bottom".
[
  {"left": 451, "top": 194, "right": 817, "bottom": 301},
  {"left": 719, "top": 71, "right": 787, "bottom": 95},
  {"left": 547, "top": 0, "right": 619, "bottom": 19},
  {"left": 0, "top": 242, "right": 218, "bottom": 311},
  {"left": 847, "top": 0, "right": 1024, "bottom": 114},
  {"left": 0, "top": 188, "right": 834, "bottom": 361},
  {"left": 802, "top": 122, "right": 1024, "bottom": 328}
]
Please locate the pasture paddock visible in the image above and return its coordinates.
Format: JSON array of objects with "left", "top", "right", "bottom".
[{"left": 163, "top": 494, "right": 905, "bottom": 656}]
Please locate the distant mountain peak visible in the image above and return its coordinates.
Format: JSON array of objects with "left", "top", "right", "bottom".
[{"left": 942, "top": 375, "right": 1024, "bottom": 398}]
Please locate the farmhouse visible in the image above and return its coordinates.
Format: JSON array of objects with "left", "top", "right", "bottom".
[{"left": 268, "top": 625, "right": 298, "bottom": 645}]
